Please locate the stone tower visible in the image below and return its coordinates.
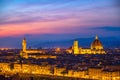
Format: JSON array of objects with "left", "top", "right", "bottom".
[
  {"left": 73, "top": 40, "right": 79, "bottom": 54},
  {"left": 22, "top": 38, "right": 27, "bottom": 52}
]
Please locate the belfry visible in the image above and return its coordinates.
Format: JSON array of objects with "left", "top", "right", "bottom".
[{"left": 73, "top": 40, "right": 79, "bottom": 55}]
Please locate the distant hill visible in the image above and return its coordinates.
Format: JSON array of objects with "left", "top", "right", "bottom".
[
  {"left": 0, "top": 37, "right": 120, "bottom": 48},
  {"left": 32, "top": 37, "right": 120, "bottom": 48}
]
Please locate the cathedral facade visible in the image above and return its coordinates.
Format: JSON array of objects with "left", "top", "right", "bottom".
[{"left": 67, "top": 36, "right": 106, "bottom": 54}]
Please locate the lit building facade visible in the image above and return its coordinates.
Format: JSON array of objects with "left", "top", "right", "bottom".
[
  {"left": 20, "top": 38, "right": 45, "bottom": 58},
  {"left": 73, "top": 40, "right": 79, "bottom": 55},
  {"left": 0, "top": 63, "right": 119, "bottom": 80},
  {"left": 69, "top": 36, "right": 106, "bottom": 54},
  {"left": 88, "top": 67, "right": 102, "bottom": 79},
  {"left": 54, "top": 67, "right": 66, "bottom": 76},
  {"left": 67, "top": 70, "right": 88, "bottom": 78}
]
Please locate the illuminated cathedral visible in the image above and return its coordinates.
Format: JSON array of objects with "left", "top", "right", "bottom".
[{"left": 67, "top": 36, "right": 106, "bottom": 54}]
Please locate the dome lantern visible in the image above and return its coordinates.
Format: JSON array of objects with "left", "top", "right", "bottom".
[{"left": 95, "top": 35, "right": 98, "bottom": 40}]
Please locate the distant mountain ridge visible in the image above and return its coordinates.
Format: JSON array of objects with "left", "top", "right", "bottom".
[
  {"left": 32, "top": 37, "right": 120, "bottom": 48},
  {"left": 0, "top": 37, "right": 120, "bottom": 48}
]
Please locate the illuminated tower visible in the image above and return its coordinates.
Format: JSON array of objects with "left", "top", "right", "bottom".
[
  {"left": 22, "top": 38, "right": 27, "bottom": 52},
  {"left": 73, "top": 40, "right": 79, "bottom": 54}
]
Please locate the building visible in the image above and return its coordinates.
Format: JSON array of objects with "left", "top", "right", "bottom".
[
  {"left": 68, "top": 35, "right": 106, "bottom": 54},
  {"left": 0, "top": 62, "right": 120, "bottom": 80},
  {"left": 88, "top": 67, "right": 102, "bottom": 79},
  {"left": 102, "top": 70, "right": 120, "bottom": 80},
  {"left": 88, "top": 67, "right": 120, "bottom": 80},
  {"left": 0, "top": 63, "right": 10, "bottom": 72},
  {"left": 20, "top": 38, "right": 45, "bottom": 58},
  {"left": 67, "top": 70, "right": 88, "bottom": 78},
  {"left": 73, "top": 40, "right": 79, "bottom": 55},
  {"left": 54, "top": 67, "right": 66, "bottom": 76}
]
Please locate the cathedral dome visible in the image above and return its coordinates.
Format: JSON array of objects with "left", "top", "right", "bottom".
[{"left": 91, "top": 36, "right": 103, "bottom": 50}]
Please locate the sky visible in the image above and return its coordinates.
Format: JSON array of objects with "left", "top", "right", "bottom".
[{"left": 0, "top": 0, "right": 120, "bottom": 48}]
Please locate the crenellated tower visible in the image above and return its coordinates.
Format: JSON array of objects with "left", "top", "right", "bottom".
[
  {"left": 73, "top": 40, "right": 79, "bottom": 55},
  {"left": 22, "top": 38, "right": 27, "bottom": 52}
]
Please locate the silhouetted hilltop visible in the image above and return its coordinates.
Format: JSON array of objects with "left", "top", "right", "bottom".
[
  {"left": 0, "top": 37, "right": 120, "bottom": 48},
  {"left": 33, "top": 37, "right": 120, "bottom": 48}
]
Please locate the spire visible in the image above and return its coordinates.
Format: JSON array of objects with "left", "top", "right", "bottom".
[{"left": 95, "top": 35, "right": 98, "bottom": 40}]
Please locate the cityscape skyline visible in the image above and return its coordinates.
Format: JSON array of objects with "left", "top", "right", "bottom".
[
  {"left": 0, "top": 36, "right": 120, "bottom": 49},
  {"left": 0, "top": 1, "right": 120, "bottom": 80},
  {"left": 0, "top": 0, "right": 120, "bottom": 48}
]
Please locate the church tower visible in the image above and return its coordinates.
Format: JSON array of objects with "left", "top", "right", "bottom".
[
  {"left": 73, "top": 40, "right": 79, "bottom": 55},
  {"left": 22, "top": 38, "right": 27, "bottom": 52}
]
